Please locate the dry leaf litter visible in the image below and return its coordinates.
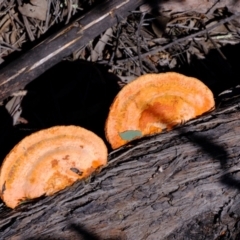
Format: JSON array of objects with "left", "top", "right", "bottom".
[{"left": 1, "top": 1, "right": 240, "bottom": 130}]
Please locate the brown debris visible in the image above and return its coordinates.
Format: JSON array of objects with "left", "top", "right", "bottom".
[{"left": 0, "top": 0, "right": 84, "bottom": 62}]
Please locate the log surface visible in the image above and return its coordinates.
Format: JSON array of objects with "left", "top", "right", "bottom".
[{"left": 0, "top": 95, "right": 240, "bottom": 239}]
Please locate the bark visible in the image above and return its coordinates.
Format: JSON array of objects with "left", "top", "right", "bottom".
[{"left": 0, "top": 95, "right": 240, "bottom": 239}]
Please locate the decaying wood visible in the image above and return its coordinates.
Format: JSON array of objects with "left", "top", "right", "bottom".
[
  {"left": 0, "top": 0, "right": 146, "bottom": 102},
  {"left": 0, "top": 94, "right": 240, "bottom": 239}
]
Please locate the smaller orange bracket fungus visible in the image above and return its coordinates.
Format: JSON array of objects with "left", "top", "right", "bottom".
[
  {"left": 0, "top": 126, "right": 107, "bottom": 209},
  {"left": 105, "top": 72, "right": 215, "bottom": 149}
]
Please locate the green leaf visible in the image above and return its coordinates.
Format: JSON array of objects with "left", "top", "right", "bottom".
[{"left": 119, "top": 130, "right": 142, "bottom": 141}]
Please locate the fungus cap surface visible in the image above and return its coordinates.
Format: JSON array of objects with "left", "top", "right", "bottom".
[
  {"left": 105, "top": 72, "right": 215, "bottom": 149},
  {"left": 0, "top": 125, "right": 107, "bottom": 208}
]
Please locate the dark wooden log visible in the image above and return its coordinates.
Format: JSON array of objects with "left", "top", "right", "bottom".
[
  {"left": 0, "top": 0, "right": 146, "bottom": 102},
  {"left": 0, "top": 93, "right": 240, "bottom": 239},
  {"left": 1, "top": 0, "right": 240, "bottom": 103}
]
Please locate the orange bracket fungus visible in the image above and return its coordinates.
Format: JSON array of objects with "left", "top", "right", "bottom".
[
  {"left": 105, "top": 72, "right": 215, "bottom": 149},
  {"left": 0, "top": 126, "right": 107, "bottom": 209}
]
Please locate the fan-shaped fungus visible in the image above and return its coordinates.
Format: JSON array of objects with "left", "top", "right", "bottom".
[
  {"left": 0, "top": 125, "right": 107, "bottom": 209},
  {"left": 105, "top": 72, "right": 215, "bottom": 149}
]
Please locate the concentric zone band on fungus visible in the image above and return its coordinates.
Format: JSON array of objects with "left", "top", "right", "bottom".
[
  {"left": 0, "top": 125, "right": 108, "bottom": 209},
  {"left": 105, "top": 72, "right": 215, "bottom": 149}
]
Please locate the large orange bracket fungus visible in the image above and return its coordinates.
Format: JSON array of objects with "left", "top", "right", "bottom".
[
  {"left": 0, "top": 126, "right": 107, "bottom": 209},
  {"left": 105, "top": 72, "right": 215, "bottom": 149}
]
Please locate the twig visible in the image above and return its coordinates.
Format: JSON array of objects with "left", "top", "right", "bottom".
[
  {"left": 205, "top": 0, "right": 221, "bottom": 15},
  {"left": 44, "top": 0, "right": 51, "bottom": 33},
  {"left": 16, "top": 0, "right": 35, "bottom": 41},
  {"left": 109, "top": 20, "right": 121, "bottom": 65},
  {"left": 65, "top": 0, "right": 73, "bottom": 24},
  {"left": 0, "top": 0, "right": 14, "bottom": 16},
  {"left": 207, "top": 31, "right": 227, "bottom": 59},
  {"left": 0, "top": 40, "right": 21, "bottom": 51},
  {"left": 118, "top": 13, "right": 240, "bottom": 63},
  {"left": 136, "top": 12, "right": 145, "bottom": 74}
]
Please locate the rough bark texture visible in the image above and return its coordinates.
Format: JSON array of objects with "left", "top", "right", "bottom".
[{"left": 0, "top": 95, "right": 240, "bottom": 239}]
